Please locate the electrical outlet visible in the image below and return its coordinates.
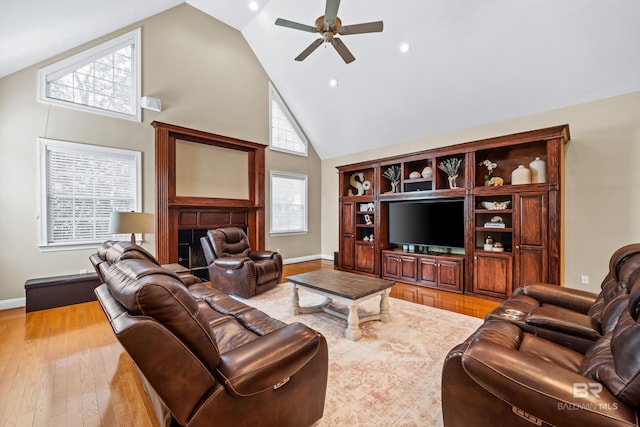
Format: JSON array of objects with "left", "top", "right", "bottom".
[{"left": 581, "top": 275, "right": 589, "bottom": 285}]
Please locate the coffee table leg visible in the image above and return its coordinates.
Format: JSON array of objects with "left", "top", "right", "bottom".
[
  {"left": 345, "top": 301, "right": 362, "bottom": 341},
  {"left": 379, "top": 289, "right": 391, "bottom": 322},
  {"left": 289, "top": 283, "right": 301, "bottom": 315}
]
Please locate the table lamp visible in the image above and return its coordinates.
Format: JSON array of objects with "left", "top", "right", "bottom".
[{"left": 109, "top": 212, "right": 154, "bottom": 244}]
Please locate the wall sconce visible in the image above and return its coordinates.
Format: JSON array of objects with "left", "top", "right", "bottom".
[{"left": 109, "top": 212, "right": 155, "bottom": 244}]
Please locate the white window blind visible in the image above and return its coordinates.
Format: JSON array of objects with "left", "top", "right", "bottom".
[
  {"left": 270, "top": 171, "right": 308, "bottom": 235},
  {"left": 269, "top": 82, "right": 308, "bottom": 156},
  {"left": 38, "top": 28, "right": 141, "bottom": 121},
  {"left": 39, "top": 138, "right": 141, "bottom": 249}
]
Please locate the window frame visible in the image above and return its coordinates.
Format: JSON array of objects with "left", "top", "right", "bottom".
[
  {"left": 37, "top": 28, "right": 142, "bottom": 122},
  {"left": 38, "top": 137, "right": 142, "bottom": 251},
  {"left": 268, "top": 82, "right": 308, "bottom": 157},
  {"left": 269, "top": 170, "right": 308, "bottom": 236}
]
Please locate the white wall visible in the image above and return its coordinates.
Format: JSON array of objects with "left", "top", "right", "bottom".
[
  {"left": 0, "top": 4, "right": 323, "bottom": 302},
  {"left": 321, "top": 92, "right": 640, "bottom": 293}
]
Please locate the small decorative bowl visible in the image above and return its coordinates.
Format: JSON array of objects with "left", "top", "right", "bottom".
[{"left": 481, "top": 201, "right": 511, "bottom": 210}]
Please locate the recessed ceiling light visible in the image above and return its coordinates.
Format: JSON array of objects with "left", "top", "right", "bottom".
[
  {"left": 249, "top": 1, "right": 259, "bottom": 11},
  {"left": 329, "top": 78, "right": 339, "bottom": 87},
  {"left": 399, "top": 42, "right": 411, "bottom": 53}
]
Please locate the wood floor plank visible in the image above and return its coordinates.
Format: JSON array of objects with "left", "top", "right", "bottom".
[{"left": 0, "top": 259, "right": 496, "bottom": 426}]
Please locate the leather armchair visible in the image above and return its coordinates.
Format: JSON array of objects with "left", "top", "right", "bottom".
[
  {"left": 485, "top": 243, "right": 640, "bottom": 352},
  {"left": 95, "top": 257, "right": 328, "bottom": 427},
  {"left": 200, "top": 228, "right": 283, "bottom": 298},
  {"left": 442, "top": 275, "right": 640, "bottom": 427}
]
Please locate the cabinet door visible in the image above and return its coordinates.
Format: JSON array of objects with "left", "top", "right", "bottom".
[
  {"left": 355, "top": 242, "right": 376, "bottom": 273},
  {"left": 515, "top": 193, "right": 548, "bottom": 286},
  {"left": 473, "top": 253, "right": 512, "bottom": 298},
  {"left": 341, "top": 235, "right": 355, "bottom": 269},
  {"left": 418, "top": 256, "right": 437, "bottom": 287},
  {"left": 438, "top": 258, "right": 463, "bottom": 292},
  {"left": 382, "top": 253, "right": 400, "bottom": 279},
  {"left": 400, "top": 256, "right": 418, "bottom": 282},
  {"left": 340, "top": 202, "right": 355, "bottom": 270}
]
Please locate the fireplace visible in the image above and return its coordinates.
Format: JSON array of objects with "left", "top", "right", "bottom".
[
  {"left": 152, "top": 121, "right": 266, "bottom": 268},
  {"left": 178, "top": 229, "right": 210, "bottom": 280}
]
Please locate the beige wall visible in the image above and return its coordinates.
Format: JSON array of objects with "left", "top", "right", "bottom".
[
  {"left": 321, "top": 92, "right": 640, "bottom": 293},
  {"left": 0, "top": 4, "right": 322, "bottom": 302}
]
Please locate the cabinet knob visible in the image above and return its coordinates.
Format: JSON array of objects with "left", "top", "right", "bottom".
[
  {"left": 516, "top": 245, "right": 520, "bottom": 249},
  {"left": 474, "top": 256, "right": 477, "bottom": 260}
]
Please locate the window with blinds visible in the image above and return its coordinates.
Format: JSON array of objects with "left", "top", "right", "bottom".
[
  {"left": 269, "top": 82, "right": 308, "bottom": 156},
  {"left": 38, "top": 138, "right": 141, "bottom": 249},
  {"left": 38, "top": 28, "right": 141, "bottom": 121},
  {"left": 270, "top": 171, "right": 308, "bottom": 235}
]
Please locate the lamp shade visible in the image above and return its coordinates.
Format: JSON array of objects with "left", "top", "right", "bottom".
[{"left": 109, "top": 212, "right": 154, "bottom": 243}]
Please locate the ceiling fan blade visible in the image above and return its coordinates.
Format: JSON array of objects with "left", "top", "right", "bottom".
[
  {"left": 295, "top": 38, "right": 325, "bottom": 61},
  {"left": 324, "top": 0, "right": 341, "bottom": 28},
  {"left": 338, "top": 21, "right": 384, "bottom": 35},
  {"left": 331, "top": 37, "right": 355, "bottom": 64},
  {"left": 275, "top": 18, "right": 319, "bottom": 33}
]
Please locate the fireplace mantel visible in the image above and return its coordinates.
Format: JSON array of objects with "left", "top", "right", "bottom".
[{"left": 152, "top": 121, "right": 265, "bottom": 265}]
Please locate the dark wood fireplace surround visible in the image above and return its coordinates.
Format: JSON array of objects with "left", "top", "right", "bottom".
[{"left": 152, "top": 121, "right": 266, "bottom": 266}]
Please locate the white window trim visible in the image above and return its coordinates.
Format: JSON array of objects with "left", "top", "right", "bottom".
[
  {"left": 38, "top": 138, "right": 142, "bottom": 251},
  {"left": 270, "top": 170, "right": 308, "bottom": 236},
  {"left": 37, "top": 28, "right": 142, "bottom": 122},
  {"left": 269, "top": 82, "right": 308, "bottom": 157}
]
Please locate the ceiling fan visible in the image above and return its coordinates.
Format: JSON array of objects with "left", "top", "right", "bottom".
[{"left": 275, "top": 0, "right": 383, "bottom": 64}]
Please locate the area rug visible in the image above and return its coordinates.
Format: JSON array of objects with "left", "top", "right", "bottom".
[{"left": 237, "top": 284, "right": 484, "bottom": 427}]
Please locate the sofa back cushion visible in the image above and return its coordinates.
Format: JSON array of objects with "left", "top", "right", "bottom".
[
  {"left": 580, "top": 278, "right": 640, "bottom": 407},
  {"left": 208, "top": 228, "right": 251, "bottom": 258},
  {"left": 106, "top": 258, "right": 220, "bottom": 371}
]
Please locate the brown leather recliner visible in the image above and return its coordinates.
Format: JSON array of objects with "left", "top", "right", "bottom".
[
  {"left": 200, "top": 228, "right": 283, "bottom": 298},
  {"left": 442, "top": 275, "right": 640, "bottom": 426},
  {"left": 485, "top": 243, "right": 640, "bottom": 352},
  {"left": 95, "top": 257, "right": 328, "bottom": 427}
]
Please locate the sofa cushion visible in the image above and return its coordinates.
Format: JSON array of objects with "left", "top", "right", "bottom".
[{"left": 106, "top": 258, "right": 220, "bottom": 372}]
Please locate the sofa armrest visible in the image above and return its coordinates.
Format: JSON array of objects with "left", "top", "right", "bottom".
[
  {"left": 249, "top": 250, "right": 278, "bottom": 260},
  {"left": 217, "top": 323, "right": 322, "bottom": 397},
  {"left": 213, "top": 257, "right": 252, "bottom": 270},
  {"left": 462, "top": 340, "right": 636, "bottom": 424},
  {"left": 525, "top": 305, "right": 601, "bottom": 340},
  {"left": 515, "top": 283, "right": 599, "bottom": 313}
]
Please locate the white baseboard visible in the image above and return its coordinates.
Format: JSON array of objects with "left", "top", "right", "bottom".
[
  {"left": 0, "top": 297, "right": 26, "bottom": 311},
  {"left": 283, "top": 253, "right": 335, "bottom": 265}
]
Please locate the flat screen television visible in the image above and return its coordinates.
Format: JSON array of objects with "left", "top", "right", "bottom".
[{"left": 388, "top": 200, "right": 465, "bottom": 249}]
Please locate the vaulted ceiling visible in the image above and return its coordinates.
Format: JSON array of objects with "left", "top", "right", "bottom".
[{"left": 2, "top": 0, "right": 639, "bottom": 159}]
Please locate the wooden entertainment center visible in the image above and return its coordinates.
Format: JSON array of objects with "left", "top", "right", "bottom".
[{"left": 336, "top": 125, "right": 570, "bottom": 300}]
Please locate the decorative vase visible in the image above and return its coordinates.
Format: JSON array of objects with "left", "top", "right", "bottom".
[
  {"left": 447, "top": 174, "right": 458, "bottom": 189},
  {"left": 391, "top": 181, "right": 399, "bottom": 193},
  {"left": 421, "top": 166, "right": 433, "bottom": 179},
  {"left": 529, "top": 156, "right": 546, "bottom": 183},
  {"left": 511, "top": 165, "right": 531, "bottom": 185}
]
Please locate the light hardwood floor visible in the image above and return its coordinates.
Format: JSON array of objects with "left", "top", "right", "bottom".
[{"left": 0, "top": 259, "right": 497, "bottom": 426}]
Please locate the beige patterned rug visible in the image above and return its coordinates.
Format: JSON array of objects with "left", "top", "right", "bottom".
[{"left": 238, "top": 284, "right": 483, "bottom": 427}]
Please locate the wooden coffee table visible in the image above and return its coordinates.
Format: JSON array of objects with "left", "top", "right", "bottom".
[{"left": 286, "top": 269, "right": 395, "bottom": 341}]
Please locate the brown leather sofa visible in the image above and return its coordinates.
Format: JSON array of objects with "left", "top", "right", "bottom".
[
  {"left": 485, "top": 244, "right": 640, "bottom": 352},
  {"left": 93, "top": 251, "right": 328, "bottom": 427},
  {"left": 442, "top": 274, "right": 640, "bottom": 426},
  {"left": 200, "top": 228, "right": 283, "bottom": 298}
]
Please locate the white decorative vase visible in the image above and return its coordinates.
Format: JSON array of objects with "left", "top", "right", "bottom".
[
  {"left": 511, "top": 165, "right": 531, "bottom": 185},
  {"left": 529, "top": 157, "right": 546, "bottom": 183},
  {"left": 421, "top": 166, "right": 433, "bottom": 179}
]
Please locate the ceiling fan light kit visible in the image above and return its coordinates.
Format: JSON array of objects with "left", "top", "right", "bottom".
[{"left": 275, "top": 0, "right": 383, "bottom": 64}]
